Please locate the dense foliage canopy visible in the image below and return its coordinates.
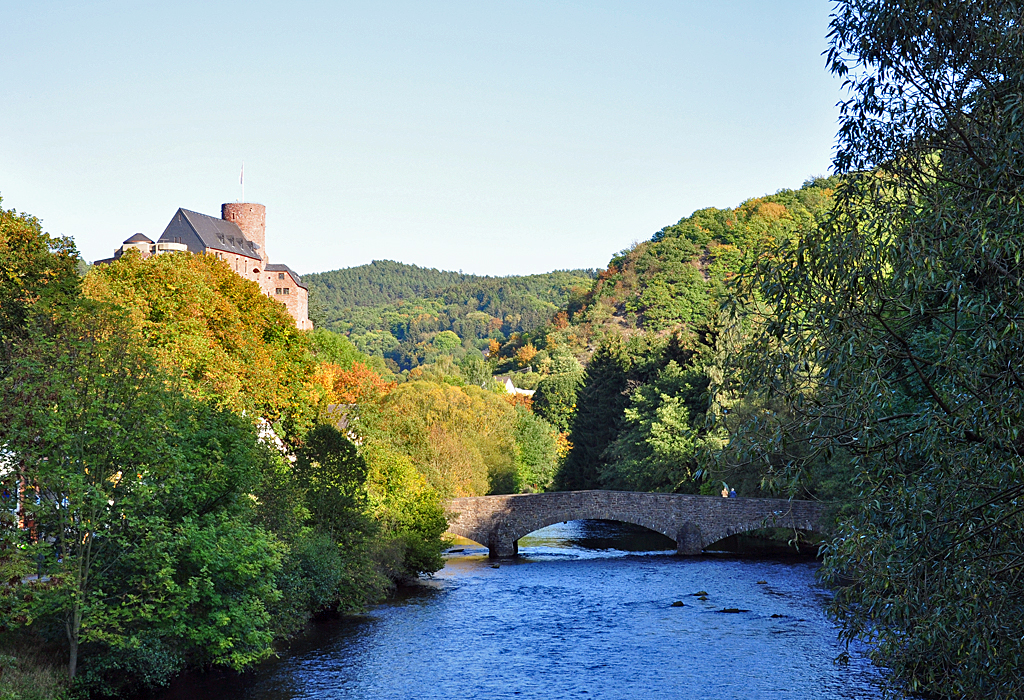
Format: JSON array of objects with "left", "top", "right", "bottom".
[
  {"left": 0, "top": 199, "right": 78, "bottom": 363},
  {"left": 83, "top": 251, "right": 311, "bottom": 432}
]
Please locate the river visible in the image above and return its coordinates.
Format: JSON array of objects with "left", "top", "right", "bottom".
[{"left": 156, "top": 520, "right": 884, "bottom": 699}]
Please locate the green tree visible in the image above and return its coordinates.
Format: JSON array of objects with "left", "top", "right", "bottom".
[
  {"left": 533, "top": 369, "right": 583, "bottom": 434},
  {"left": 600, "top": 360, "right": 712, "bottom": 493},
  {"left": 556, "top": 336, "right": 664, "bottom": 490},
  {"left": 432, "top": 330, "right": 461, "bottom": 353},
  {"left": 362, "top": 440, "right": 449, "bottom": 579},
  {"left": 308, "top": 327, "right": 366, "bottom": 369},
  {"left": 729, "top": 2, "right": 1024, "bottom": 696},
  {"left": 512, "top": 407, "right": 560, "bottom": 491},
  {"left": 457, "top": 353, "right": 491, "bottom": 386},
  {"left": 295, "top": 424, "right": 371, "bottom": 540},
  {"left": 287, "top": 424, "right": 394, "bottom": 615},
  {"left": 0, "top": 199, "right": 82, "bottom": 601},
  {"left": 1, "top": 306, "right": 283, "bottom": 684}
]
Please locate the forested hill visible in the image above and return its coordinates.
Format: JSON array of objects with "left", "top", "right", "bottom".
[
  {"left": 556, "top": 176, "right": 838, "bottom": 344},
  {"left": 304, "top": 260, "right": 485, "bottom": 308},
  {"left": 484, "top": 176, "right": 841, "bottom": 500},
  {"left": 303, "top": 260, "right": 596, "bottom": 370}
]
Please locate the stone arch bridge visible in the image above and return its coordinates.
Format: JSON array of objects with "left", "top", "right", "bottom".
[{"left": 447, "top": 490, "right": 825, "bottom": 558}]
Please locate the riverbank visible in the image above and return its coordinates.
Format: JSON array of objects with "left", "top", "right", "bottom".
[{"left": 3, "top": 524, "right": 829, "bottom": 700}]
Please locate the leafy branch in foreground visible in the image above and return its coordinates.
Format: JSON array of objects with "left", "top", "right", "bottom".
[{"left": 723, "top": 1, "right": 1024, "bottom": 697}]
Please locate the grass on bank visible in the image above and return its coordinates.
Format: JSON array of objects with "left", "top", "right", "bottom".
[{"left": 0, "top": 633, "right": 68, "bottom": 700}]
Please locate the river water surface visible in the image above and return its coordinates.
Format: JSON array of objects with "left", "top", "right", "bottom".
[{"left": 158, "top": 521, "right": 884, "bottom": 699}]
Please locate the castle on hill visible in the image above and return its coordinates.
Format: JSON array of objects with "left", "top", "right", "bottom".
[{"left": 97, "top": 202, "right": 312, "bottom": 330}]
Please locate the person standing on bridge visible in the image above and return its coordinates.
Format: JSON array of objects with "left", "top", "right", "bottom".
[
  {"left": 721, "top": 484, "right": 729, "bottom": 498},
  {"left": 728, "top": 488, "right": 737, "bottom": 498}
]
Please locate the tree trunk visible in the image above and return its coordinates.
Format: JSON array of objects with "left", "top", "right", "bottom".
[
  {"left": 67, "top": 636, "right": 78, "bottom": 679},
  {"left": 67, "top": 611, "right": 81, "bottom": 679}
]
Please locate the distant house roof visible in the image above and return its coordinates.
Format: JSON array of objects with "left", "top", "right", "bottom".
[
  {"left": 123, "top": 233, "right": 153, "bottom": 244},
  {"left": 265, "top": 263, "right": 308, "bottom": 290},
  {"left": 493, "top": 375, "right": 535, "bottom": 397},
  {"left": 158, "top": 208, "right": 261, "bottom": 260}
]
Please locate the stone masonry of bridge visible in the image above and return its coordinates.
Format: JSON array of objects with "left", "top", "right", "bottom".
[{"left": 446, "top": 490, "right": 825, "bottom": 558}]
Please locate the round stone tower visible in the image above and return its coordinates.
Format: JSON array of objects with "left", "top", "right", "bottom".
[{"left": 222, "top": 202, "right": 267, "bottom": 263}]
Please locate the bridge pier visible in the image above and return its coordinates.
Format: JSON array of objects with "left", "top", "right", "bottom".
[
  {"left": 676, "top": 522, "right": 703, "bottom": 555},
  {"left": 488, "top": 532, "right": 518, "bottom": 559}
]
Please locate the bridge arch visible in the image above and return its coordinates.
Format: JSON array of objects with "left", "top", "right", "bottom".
[
  {"left": 505, "top": 510, "right": 676, "bottom": 546},
  {"left": 699, "top": 515, "right": 824, "bottom": 551},
  {"left": 445, "top": 527, "right": 486, "bottom": 548}
]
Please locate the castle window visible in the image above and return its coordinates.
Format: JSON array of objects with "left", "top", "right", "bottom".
[
  {"left": 275, "top": 288, "right": 282, "bottom": 295},
  {"left": 277, "top": 273, "right": 285, "bottom": 280},
  {"left": 253, "top": 268, "right": 259, "bottom": 274},
  {"left": 283, "top": 288, "right": 290, "bottom": 295}
]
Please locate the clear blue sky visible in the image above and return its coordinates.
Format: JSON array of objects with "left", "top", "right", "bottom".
[{"left": 1, "top": 1, "right": 842, "bottom": 276}]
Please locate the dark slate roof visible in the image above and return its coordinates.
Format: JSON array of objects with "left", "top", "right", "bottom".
[
  {"left": 158, "top": 208, "right": 261, "bottom": 260},
  {"left": 123, "top": 233, "right": 153, "bottom": 244},
  {"left": 265, "top": 263, "right": 308, "bottom": 290}
]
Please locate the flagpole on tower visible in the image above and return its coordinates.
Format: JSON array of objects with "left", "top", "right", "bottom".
[{"left": 240, "top": 162, "right": 245, "bottom": 202}]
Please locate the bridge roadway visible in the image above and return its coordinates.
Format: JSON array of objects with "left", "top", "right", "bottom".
[{"left": 446, "top": 490, "right": 825, "bottom": 558}]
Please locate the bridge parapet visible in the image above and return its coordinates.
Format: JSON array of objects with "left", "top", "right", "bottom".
[{"left": 446, "top": 490, "right": 826, "bottom": 558}]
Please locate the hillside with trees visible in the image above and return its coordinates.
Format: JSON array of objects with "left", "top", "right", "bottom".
[
  {"left": 472, "top": 177, "right": 838, "bottom": 499},
  {"left": 303, "top": 260, "right": 595, "bottom": 371}
]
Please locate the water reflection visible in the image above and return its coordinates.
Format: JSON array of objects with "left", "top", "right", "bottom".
[
  {"left": 154, "top": 520, "right": 884, "bottom": 700},
  {"left": 517, "top": 519, "right": 676, "bottom": 554}
]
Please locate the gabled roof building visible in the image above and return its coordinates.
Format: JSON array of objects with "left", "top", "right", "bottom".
[{"left": 96, "top": 202, "right": 312, "bottom": 330}]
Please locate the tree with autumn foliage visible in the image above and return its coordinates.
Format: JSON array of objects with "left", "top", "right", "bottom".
[
  {"left": 514, "top": 342, "right": 538, "bottom": 368},
  {"left": 83, "top": 250, "right": 313, "bottom": 439}
]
